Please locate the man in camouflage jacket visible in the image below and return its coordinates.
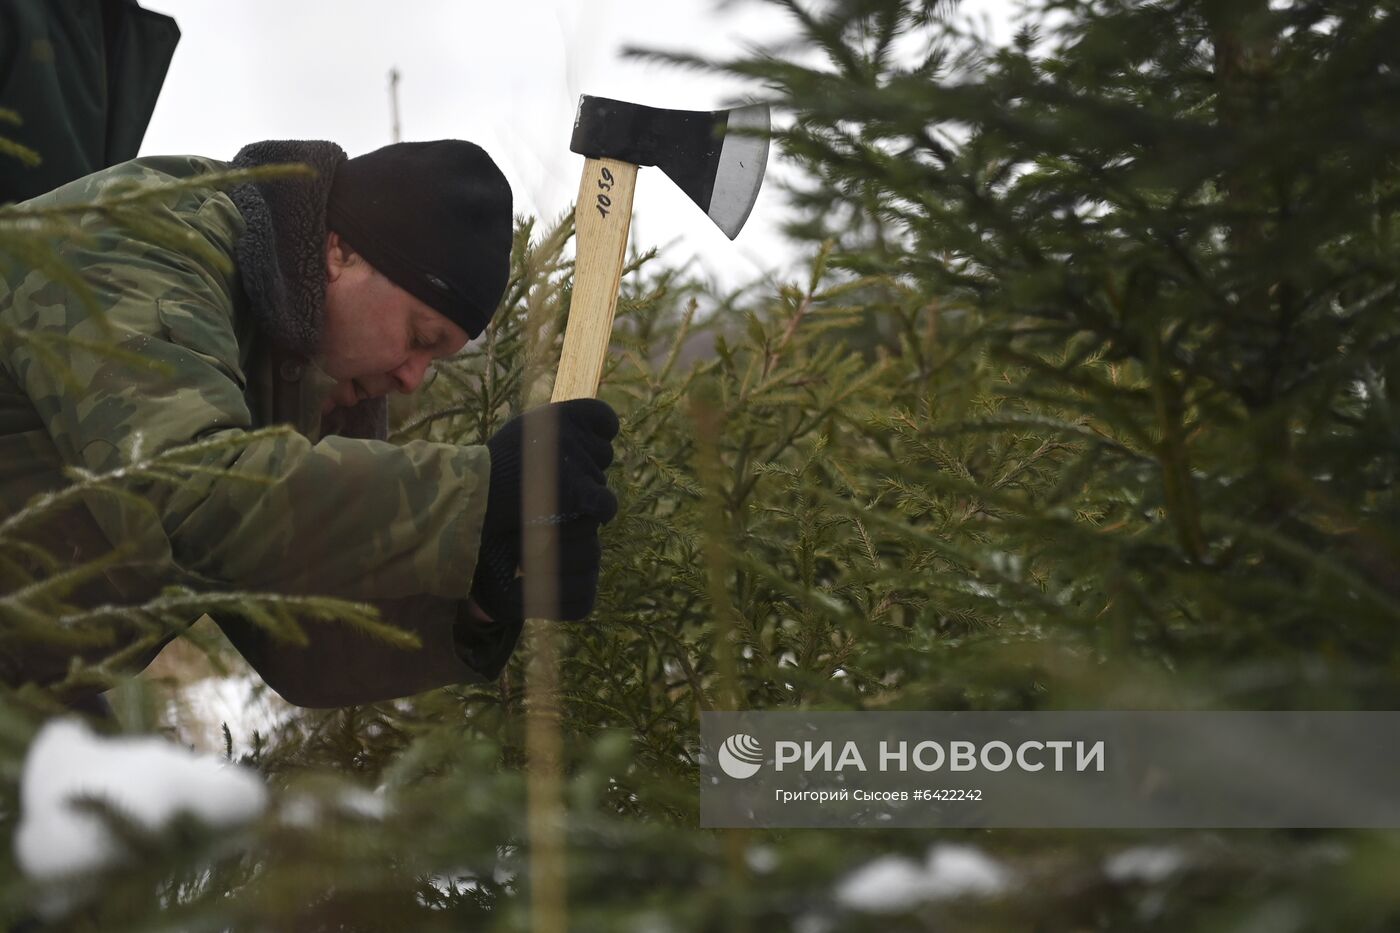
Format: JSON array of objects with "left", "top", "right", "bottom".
[{"left": 0, "top": 139, "right": 619, "bottom": 707}]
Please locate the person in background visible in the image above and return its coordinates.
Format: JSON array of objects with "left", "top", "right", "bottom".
[{"left": 1, "top": 0, "right": 180, "bottom": 203}]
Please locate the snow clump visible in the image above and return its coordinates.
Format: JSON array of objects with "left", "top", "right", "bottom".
[
  {"left": 835, "top": 843, "right": 1011, "bottom": 913},
  {"left": 14, "top": 718, "right": 268, "bottom": 882},
  {"left": 1103, "top": 846, "right": 1186, "bottom": 884}
]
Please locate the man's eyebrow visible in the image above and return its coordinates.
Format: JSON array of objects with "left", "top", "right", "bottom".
[
  {"left": 429, "top": 325, "right": 466, "bottom": 357},
  {"left": 416, "top": 308, "right": 469, "bottom": 356},
  {"left": 416, "top": 313, "right": 449, "bottom": 348}
]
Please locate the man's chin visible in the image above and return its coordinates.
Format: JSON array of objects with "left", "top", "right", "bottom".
[{"left": 320, "top": 381, "right": 362, "bottom": 414}]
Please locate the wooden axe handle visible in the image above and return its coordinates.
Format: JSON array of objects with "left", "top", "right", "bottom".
[
  {"left": 552, "top": 157, "right": 638, "bottom": 402},
  {"left": 525, "top": 162, "right": 635, "bottom": 887}
]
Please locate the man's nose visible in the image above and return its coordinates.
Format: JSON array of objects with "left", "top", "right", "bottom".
[{"left": 391, "top": 353, "right": 433, "bottom": 393}]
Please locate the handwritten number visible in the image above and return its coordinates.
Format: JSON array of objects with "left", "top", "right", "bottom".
[{"left": 594, "top": 167, "right": 617, "bottom": 219}]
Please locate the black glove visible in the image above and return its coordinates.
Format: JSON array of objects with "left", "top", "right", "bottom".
[{"left": 471, "top": 399, "right": 619, "bottom": 623}]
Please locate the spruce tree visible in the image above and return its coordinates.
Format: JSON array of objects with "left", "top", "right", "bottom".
[{"left": 5, "top": 0, "right": 1400, "bottom": 929}]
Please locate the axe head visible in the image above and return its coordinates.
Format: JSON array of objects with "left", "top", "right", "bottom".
[{"left": 570, "top": 95, "right": 770, "bottom": 240}]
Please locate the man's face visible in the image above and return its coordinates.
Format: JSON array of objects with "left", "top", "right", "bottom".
[{"left": 318, "top": 232, "right": 471, "bottom": 413}]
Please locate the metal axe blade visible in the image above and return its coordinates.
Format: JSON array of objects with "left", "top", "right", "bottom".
[{"left": 570, "top": 95, "right": 771, "bottom": 240}]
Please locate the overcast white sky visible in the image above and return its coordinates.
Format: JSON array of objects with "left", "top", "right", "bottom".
[{"left": 138, "top": 0, "right": 1014, "bottom": 289}]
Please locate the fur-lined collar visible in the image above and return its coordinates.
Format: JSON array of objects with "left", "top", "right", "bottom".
[{"left": 227, "top": 140, "right": 387, "bottom": 440}]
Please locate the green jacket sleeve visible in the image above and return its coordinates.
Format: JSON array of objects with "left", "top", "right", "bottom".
[{"left": 215, "top": 597, "right": 522, "bottom": 708}]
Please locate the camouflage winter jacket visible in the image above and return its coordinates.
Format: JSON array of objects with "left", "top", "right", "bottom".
[{"left": 0, "top": 142, "right": 522, "bottom": 707}]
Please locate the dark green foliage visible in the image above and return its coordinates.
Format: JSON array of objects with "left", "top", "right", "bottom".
[{"left": 758, "top": 0, "right": 1400, "bottom": 710}]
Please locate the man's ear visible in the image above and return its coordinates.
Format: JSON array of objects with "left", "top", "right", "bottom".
[{"left": 325, "top": 231, "right": 355, "bottom": 282}]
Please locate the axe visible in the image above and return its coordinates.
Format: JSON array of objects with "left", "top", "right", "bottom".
[
  {"left": 550, "top": 94, "right": 771, "bottom": 402},
  {"left": 513, "top": 96, "right": 770, "bottom": 612},
  {"left": 520, "top": 100, "right": 769, "bottom": 902}
]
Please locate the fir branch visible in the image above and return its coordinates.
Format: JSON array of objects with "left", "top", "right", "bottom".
[{"left": 0, "top": 426, "right": 294, "bottom": 543}]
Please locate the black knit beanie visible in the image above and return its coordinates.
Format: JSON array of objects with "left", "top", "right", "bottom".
[{"left": 325, "top": 140, "right": 513, "bottom": 339}]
